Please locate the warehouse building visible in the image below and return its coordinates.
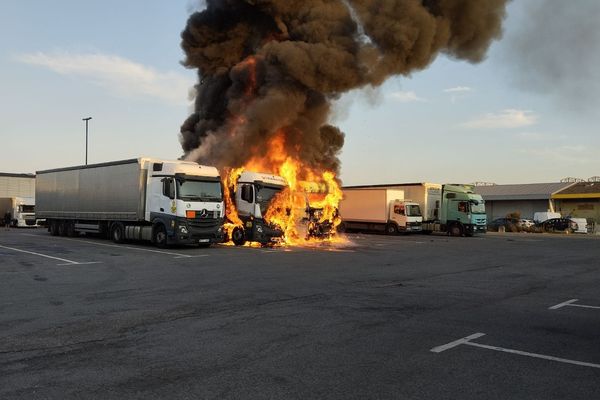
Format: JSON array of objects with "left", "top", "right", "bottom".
[
  {"left": 0, "top": 173, "right": 35, "bottom": 198},
  {"left": 553, "top": 182, "right": 600, "bottom": 232},
  {"left": 474, "top": 182, "right": 574, "bottom": 221}
]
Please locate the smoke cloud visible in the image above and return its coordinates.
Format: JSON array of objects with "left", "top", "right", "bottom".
[
  {"left": 504, "top": 0, "right": 600, "bottom": 113},
  {"left": 180, "top": 0, "right": 509, "bottom": 174}
]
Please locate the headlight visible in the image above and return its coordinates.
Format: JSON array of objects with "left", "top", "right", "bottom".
[{"left": 179, "top": 225, "right": 189, "bottom": 234}]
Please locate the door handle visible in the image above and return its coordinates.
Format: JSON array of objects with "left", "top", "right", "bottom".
[{"left": 160, "top": 208, "right": 164, "bottom": 212}]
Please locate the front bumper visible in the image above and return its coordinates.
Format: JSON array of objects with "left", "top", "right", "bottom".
[
  {"left": 171, "top": 217, "right": 224, "bottom": 244},
  {"left": 466, "top": 224, "right": 487, "bottom": 234}
]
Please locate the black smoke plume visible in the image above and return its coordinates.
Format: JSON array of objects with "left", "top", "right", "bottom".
[{"left": 180, "top": 0, "right": 509, "bottom": 174}]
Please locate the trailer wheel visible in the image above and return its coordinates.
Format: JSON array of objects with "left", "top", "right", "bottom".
[
  {"left": 66, "top": 221, "right": 76, "bottom": 237},
  {"left": 449, "top": 224, "right": 463, "bottom": 237},
  {"left": 385, "top": 223, "right": 398, "bottom": 235},
  {"left": 50, "top": 220, "right": 59, "bottom": 236},
  {"left": 57, "top": 222, "right": 67, "bottom": 236},
  {"left": 111, "top": 223, "right": 125, "bottom": 244},
  {"left": 153, "top": 224, "right": 167, "bottom": 248},
  {"left": 231, "top": 227, "right": 246, "bottom": 246}
]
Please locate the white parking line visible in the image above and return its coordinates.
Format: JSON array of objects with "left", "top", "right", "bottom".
[
  {"left": 0, "top": 243, "right": 99, "bottom": 266},
  {"left": 431, "top": 332, "right": 600, "bottom": 369},
  {"left": 21, "top": 233, "right": 204, "bottom": 259},
  {"left": 549, "top": 299, "right": 600, "bottom": 310}
]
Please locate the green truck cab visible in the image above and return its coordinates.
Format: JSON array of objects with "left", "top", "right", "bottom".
[
  {"left": 422, "top": 184, "right": 487, "bottom": 236},
  {"left": 440, "top": 184, "right": 487, "bottom": 236}
]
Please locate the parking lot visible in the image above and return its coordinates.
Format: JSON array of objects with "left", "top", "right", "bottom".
[{"left": 1, "top": 229, "right": 599, "bottom": 399}]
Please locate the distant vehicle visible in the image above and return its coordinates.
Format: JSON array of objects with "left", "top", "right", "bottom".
[
  {"left": 518, "top": 219, "right": 535, "bottom": 229},
  {"left": 538, "top": 218, "right": 578, "bottom": 233},
  {"left": 338, "top": 188, "right": 423, "bottom": 235},
  {"left": 533, "top": 211, "right": 561, "bottom": 224},
  {"left": 567, "top": 217, "right": 588, "bottom": 234},
  {"left": 488, "top": 217, "right": 519, "bottom": 232},
  {"left": 0, "top": 197, "right": 37, "bottom": 227}
]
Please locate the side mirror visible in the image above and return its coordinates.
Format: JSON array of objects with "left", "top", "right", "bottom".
[{"left": 162, "top": 178, "right": 175, "bottom": 199}]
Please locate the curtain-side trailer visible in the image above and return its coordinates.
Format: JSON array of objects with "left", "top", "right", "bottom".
[{"left": 35, "top": 158, "right": 224, "bottom": 247}]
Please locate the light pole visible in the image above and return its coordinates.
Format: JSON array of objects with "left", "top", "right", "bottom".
[{"left": 82, "top": 117, "right": 92, "bottom": 165}]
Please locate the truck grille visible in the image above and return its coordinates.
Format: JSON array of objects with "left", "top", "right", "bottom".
[{"left": 188, "top": 217, "right": 220, "bottom": 228}]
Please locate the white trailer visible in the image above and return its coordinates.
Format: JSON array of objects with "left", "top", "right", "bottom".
[
  {"left": 339, "top": 188, "right": 422, "bottom": 234},
  {"left": 36, "top": 158, "right": 225, "bottom": 247}
]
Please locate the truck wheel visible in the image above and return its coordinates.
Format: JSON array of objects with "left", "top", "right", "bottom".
[
  {"left": 111, "top": 223, "right": 125, "bottom": 244},
  {"left": 231, "top": 227, "right": 246, "bottom": 246},
  {"left": 449, "top": 224, "right": 463, "bottom": 237},
  {"left": 337, "top": 222, "right": 347, "bottom": 233},
  {"left": 66, "top": 221, "right": 76, "bottom": 237},
  {"left": 153, "top": 224, "right": 167, "bottom": 248},
  {"left": 385, "top": 223, "right": 398, "bottom": 235},
  {"left": 57, "top": 222, "right": 67, "bottom": 236},
  {"left": 50, "top": 220, "right": 59, "bottom": 236}
]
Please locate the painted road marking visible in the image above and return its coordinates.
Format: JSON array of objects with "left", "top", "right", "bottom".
[
  {"left": 430, "top": 332, "right": 485, "bottom": 353},
  {"left": 431, "top": 332, "right": 600, "bottom": 369},
  {"left": 21, "top": 233, "right": 203, "bottom": 259},
  {"left": 549, "top": 299, "right": 600, "bottom": 310},
  {"left": 0, "top": 243, "right": 99, "bottom": 266}
]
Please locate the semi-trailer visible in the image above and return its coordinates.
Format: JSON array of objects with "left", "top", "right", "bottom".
[
  {"left": 0, "top": 197, "right": 37, "bottom": 227},
  {"left": 35, "top": 158, "right": 224, "bottom": 247},
  {"left": 338, "top": 188, "right": 423, "bottom": 234}
]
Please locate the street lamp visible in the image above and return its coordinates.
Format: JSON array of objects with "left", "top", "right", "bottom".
[{"left": 82, "top": 117, "right": 92, "bottom": 165}]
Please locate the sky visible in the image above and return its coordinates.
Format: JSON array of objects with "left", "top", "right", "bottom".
[{"left": 1, "top": 0, "right": 599, "bottom": 185}]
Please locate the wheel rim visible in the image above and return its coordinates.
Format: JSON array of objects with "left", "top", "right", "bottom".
[{"left": 156, "top": 229, "right": 166, "bottom": 244}]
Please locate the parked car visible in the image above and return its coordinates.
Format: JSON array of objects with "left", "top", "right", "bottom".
[
  {"left": 538, "top": 218, "right": 578, "bottom": 233},
  {"left": 567, "top": 217, "right": 588, "bottom": 234},
  {"left": 518, "top": 219, "right": 535, "bottom": 229},
  {"left": 488, "top": 217, "right": 520, "bottom": 232}
]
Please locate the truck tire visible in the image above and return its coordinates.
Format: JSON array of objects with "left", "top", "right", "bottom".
[
  {"left": 385, "top": 223, "right": 398, "bottom": 235},
  {"left": 232, "top": 226, "right": 246, "bottom": 246},
  {"left": 57, "top": 222, "right": 67, "bottom": 236},
  {"left": 111, "top": 223, "right": 125, "bottom": 244},
  {"left": 66, "top": 221, "right": 76, "bottom": 237},
  {"left": 449, "top": 224, "right": 463, "bottom": 237},
  {"left": 152, "top": 224, "right": 168, "bottom": 248},
  {"left": 49, "top": 220, "right": 59, "bottom": 236},
  {"left": 337, "top": 222, "right": 347, "bottom": 233}
]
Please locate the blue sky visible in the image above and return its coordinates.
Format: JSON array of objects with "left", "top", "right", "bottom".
[{"left": 1, "top": 0, "right": 599, "bottom": 185}]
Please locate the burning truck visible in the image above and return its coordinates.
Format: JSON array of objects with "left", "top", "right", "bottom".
[{"left": 223, "top": 167, "right": 342, "bottom": 246}]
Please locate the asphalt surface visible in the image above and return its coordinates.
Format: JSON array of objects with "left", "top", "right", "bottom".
[{"left": 1, "top": 229, "right": 599, "bottom": 399}]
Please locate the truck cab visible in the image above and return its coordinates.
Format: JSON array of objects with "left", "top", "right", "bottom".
[
  {"left": 440, "top": 184, "right": 487, "bottom": 236},
  {"left": 146, "top": 160, "right": 224, "bottom": 246},
  {"left": 230, "top": 171, "right": 287, "bottom": 246},
  {"left": 389, "top": 200, "right": 423, "bottom": 233}
]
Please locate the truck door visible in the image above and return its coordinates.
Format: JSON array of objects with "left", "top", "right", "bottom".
[
  {"left": 236, "top": 183, "right": 255, "bottom": 217},
  {"left": 149, "top": 177, "right": 176, "bottom": 216},
  {"left": 390, "top": 201, "right": 407, "bottom": 228},
  {"left": 449, "top": 200, "right": 469, "bottom": 223}
]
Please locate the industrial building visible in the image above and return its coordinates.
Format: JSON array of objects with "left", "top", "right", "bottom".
[
  {"left": 553, "top": 182, "right": 600, "bottom": 230},
  {"left": 473, "top": 183, "right": 573, "bottom": 221},
  {"left": 0, "top": 173, "right": 35, "bottom": 198}
]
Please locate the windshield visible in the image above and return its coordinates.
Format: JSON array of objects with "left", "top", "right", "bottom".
[
  {"left": 19, "top": 205, "right": 35, "bottom": 213},
  {"left": 470, "top": 201, "right": 486, "bottom": 214},
  {"left": 406, "top": 204, "right": 422, "bottom": 217},
  {"left": 256, "top": 185, "right": 284, "bottom": 215},
  {"left": 176, "top": 179, "right": 222, "bottom": 201}
]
